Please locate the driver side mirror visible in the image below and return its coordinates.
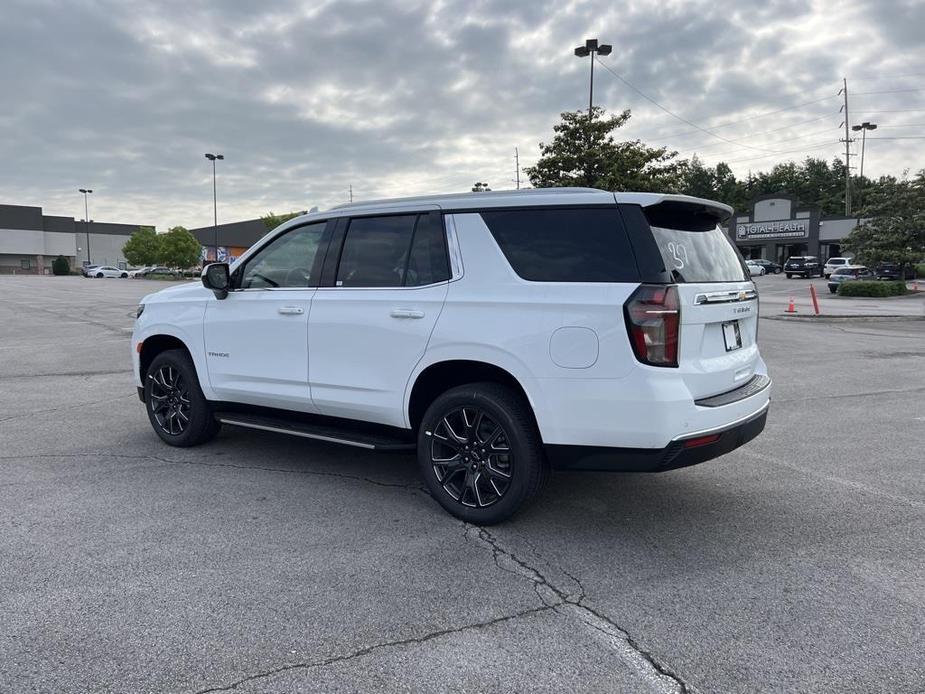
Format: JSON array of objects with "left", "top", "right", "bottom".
[{"left": 202, "top": 263, "right": 230, "bottom": 299}]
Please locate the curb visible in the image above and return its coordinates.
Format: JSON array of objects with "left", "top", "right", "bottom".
[{"left": 764, "top": 314, "right": 925, "bottom": 322}]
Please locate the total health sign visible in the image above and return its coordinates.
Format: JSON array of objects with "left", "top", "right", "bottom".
[{"left": 736, "top": 219, "right": 808, "bottom": 240}]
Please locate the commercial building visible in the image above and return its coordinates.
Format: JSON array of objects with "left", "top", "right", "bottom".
[
  {"left": 0, "top": 203, "right": 154, "bottom": 274},
  {"left": 728, "top": 194, "right": 860, "bottom": 264},
  {"left": 189, "top": 218, "right": 269, "bottom": 264}
]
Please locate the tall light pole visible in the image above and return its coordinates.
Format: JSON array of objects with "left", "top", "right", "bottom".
[
  {"left": 851, "top": 122, "right": 877, "bottom": 181},
  {"left": 204, "top": 153, "right": 224, "bottom": 261},
  {"left": 573, "top": 38, "right": 613, "bottom": 119},
  {"left": 78, "top": 188, "right": 93, "bottom": 265}
]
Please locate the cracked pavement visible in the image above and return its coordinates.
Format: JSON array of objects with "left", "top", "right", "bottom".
[{"left": 1, "top": 275, "right": 923, "bottom": 693}]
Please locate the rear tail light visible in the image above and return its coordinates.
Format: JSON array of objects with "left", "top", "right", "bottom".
[{"left": 624, "top": 284, "right": 680, "bottom": 367}]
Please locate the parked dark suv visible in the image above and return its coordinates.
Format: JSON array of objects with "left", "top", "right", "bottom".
[
  {"left": 875, "top": 263, "right": 913, "bottom": 280},
  {"left": 784, "top": 256, "right": 822, "bottom": 278}
]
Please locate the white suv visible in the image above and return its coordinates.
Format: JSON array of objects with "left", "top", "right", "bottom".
[{"left": 132, "top": 188, "right": 770, "bottom": 523}]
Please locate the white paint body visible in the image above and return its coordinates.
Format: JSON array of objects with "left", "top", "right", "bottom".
[{"left": 132, "top": 189, "right": 770, "bottom": 451}]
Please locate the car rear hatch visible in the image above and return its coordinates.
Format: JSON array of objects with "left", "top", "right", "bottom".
[{"left": 636, "top": 198, "right": 760, "bottom": 401}]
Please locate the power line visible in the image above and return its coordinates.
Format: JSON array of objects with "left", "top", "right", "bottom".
[
  {"left": 718, "top": 141, "right": 840, "bottom": 165},
  {"left": 666, "top": 114, "right": 835, "bottom": 153},
  {"left": 864, "top": 136, "right": 925, "bottom": 140},
  {"left": 593, "top": 57, "right": 818, "bottom": 154},
  {"left": 628, "top": 95, "right": 838, "bottom": 142},
  {"left": 852, "top": 88, "right": 924, "bottom": 95},
  {"left": 677, "top": 125, "right": 841, "bottom": 157},
  {"left": 856, "top": 109, "right": 925, "bottom": 113}
]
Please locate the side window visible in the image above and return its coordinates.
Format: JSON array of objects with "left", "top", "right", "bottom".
[
  {"left": 239, "top": 222, "right": 327, "bottom": 289},
  {"left": 336, "top": 215, "right": 416, "bottom": 287},
  {"left": 480, "top": 207, "right": 640, "bottom": 282},
  {"left": 405, "top": 213, "right": 450, "bottom": 286}
]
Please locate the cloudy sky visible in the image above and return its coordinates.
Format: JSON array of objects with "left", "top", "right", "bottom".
[{"left": 1, "top": 0, "right": 923, "bottom": 230}]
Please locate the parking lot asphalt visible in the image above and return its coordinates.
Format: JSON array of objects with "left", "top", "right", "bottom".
[
  {"left": 1, "top": 275, "right": 923, "bottom": 694},
  {"left": 752, "top": 272, "right": 925, "bottom": 317}
]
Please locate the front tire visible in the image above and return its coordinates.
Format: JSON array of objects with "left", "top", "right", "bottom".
[
  {"left": 121, "top": 272, "right": 128, "bottom": 278},
  {"left": 786, "top": 273, "right": 792, "bottom": 279},
  {"left": 417, "top": 382, "right": 547, "bottom": 524},
  {"left": 144, "top": 349, "right": 220, "bottom": 447}
]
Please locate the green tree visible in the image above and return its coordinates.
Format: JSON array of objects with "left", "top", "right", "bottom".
[
  {"left": 52, "top": 255, "right": 70, "bottom": 275},
  {"left": 261, "top": 211, "right": 305, "bottom": 231},
  {"left": 122, "top": 226, "right": 161, "bottom": 267},
  {"left": 158, "top": 226, "right": 202, "bottom": 268},
  {"left": 524, "top": 107, "right": 685, "bottom": 192},
  {"left": 843, "top": 171, "right": 925, "bottom": 267}
]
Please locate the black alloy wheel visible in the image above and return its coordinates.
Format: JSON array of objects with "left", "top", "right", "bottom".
[
  {"left": 149, "top": 364, "right": 192, "bottom": 436},
  {"left": 144, "top": 349, "right": 220, "bottom": 447},
  {"left": 430, "top": 406, "right": 514, "bottom": 509},
  {"left": 417, "top": 382, "right": 547, "bottom": 524}
]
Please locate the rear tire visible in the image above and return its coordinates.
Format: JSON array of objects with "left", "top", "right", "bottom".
[
  {"left": 96, "top": 272, "right": 103, "bottom": 278},
  {"left": 417, "top": 382, "right": 547, "bottom": 524},
  {"left": 786, "top": 273, "right": 792, "bottom": 279},
  {"left": 144, "top": 349, "right": 220, "bottom": 447}
]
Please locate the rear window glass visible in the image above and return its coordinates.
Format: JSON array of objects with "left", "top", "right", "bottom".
[
  {"left": 649, "top": 225, "right": 747, "bottom": 283},
  {"left": 479, "top": 208, "right": 639, "bottom": 282}
]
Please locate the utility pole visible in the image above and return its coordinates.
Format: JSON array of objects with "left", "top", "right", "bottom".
[
  {"left": 838, "top": 79, "right": 854, "bottom": 216},
  {"left": 514, "top": 147, "right": 521, "bottom": 189},
  {"left": 349, "top": 184, "right": 353, "bottom": 203}
]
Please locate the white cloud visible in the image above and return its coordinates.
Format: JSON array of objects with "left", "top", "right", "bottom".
[{"left": 0, "top": 0, "right": 921, "bottom": 231}]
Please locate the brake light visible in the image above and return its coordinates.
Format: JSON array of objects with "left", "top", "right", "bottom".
[{"left": 624, "top": 284, "right": 680, "bottom": 367}]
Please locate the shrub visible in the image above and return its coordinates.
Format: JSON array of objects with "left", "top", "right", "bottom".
[
  {"left": 51, "top": 255, "right": 70, "bottom": 275},
  {"left": 837, "top": 280, "right": 908, "bottom": 297},
  {"left": 916, "top": 264, "right": 925, "bottom": 278}
]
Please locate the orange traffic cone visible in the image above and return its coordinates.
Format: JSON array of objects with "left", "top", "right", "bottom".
[{"left": 786, "top": 296, "right": 797, "bottom": 313}]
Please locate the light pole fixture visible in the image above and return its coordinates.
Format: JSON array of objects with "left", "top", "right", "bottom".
[
  {"left": 78, "top": 188, "right": 93, "bottom": 265},
  {"left": 204, "top": 153, "right": 224, "bottom": 261},
  {"left": 851, "top": 122, "right": 877, "bottom": 180},
  {"left": 573, "top": 38, "right": 612, "bottom": 119}
]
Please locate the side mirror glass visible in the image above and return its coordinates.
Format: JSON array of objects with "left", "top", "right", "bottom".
[{"left": 202, "top": 263, "right": 230, "bottom": 299}]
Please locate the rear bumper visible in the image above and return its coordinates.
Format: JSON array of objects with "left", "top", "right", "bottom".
[{"left": 546, "top": 401, "right": 768, "bottom": 472}]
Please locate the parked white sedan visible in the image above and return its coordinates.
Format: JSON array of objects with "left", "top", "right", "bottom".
[
  {"left": 746, "top": 260, "right": 767, "bottom": 276},
  {"left": 92, "top": 266, "right": 129, "bottom": 278}
]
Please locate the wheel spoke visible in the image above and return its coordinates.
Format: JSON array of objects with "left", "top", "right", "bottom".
[
  {"left": 470, "top": 471, "right": 484, "bottom": 507},
  {"left": 485, "top": 460, "right": 512, "bottom": 479},
  {"left": 440, "top": 416, "right": 467, "bottom": 446}
]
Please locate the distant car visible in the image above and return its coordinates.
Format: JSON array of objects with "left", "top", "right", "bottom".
[
  {"left": 128, "top": 266, "right": 153, "bottom": 278},
  {"left": 93, "top": 266, "right": 129, "bottom": 278},
  {"left": 784, "top": 256, "right": 822, "bottom": 278},
  {"left": 140, "top": 266, "right": 177, "bottom": 277},
  {"left": 81, "top": 264, "right": 99, "bottom": 277},
  {"left": 823, "top": 257, "right": 853, "bottom": 278},
  {"left": 827, "top": 265, "right": 874, "bottom": 293},
  {"left": 745, "top": 260, "right": 766, "bottom": 276},
  {"left": 750, "top": 259, "right": 782, "bottom": 274},
  {"left": 875, "top": 263, "right": 913, "bottom": 280}
]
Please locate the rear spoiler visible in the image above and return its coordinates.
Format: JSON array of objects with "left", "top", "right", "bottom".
[{"left": 642, "top": 199, "right": 732, "bottom": 231}]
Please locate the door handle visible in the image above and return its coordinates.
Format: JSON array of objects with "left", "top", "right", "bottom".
[
  {"left": 390, "top": 309, "right": 425, "bottom": 319},
  {"left": 278, "top": 306, "right": 304, "bottom": 315}
]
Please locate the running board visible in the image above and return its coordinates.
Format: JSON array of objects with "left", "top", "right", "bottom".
[{"left": 214, "top": 412, "right": 416, "bottom": 452}]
